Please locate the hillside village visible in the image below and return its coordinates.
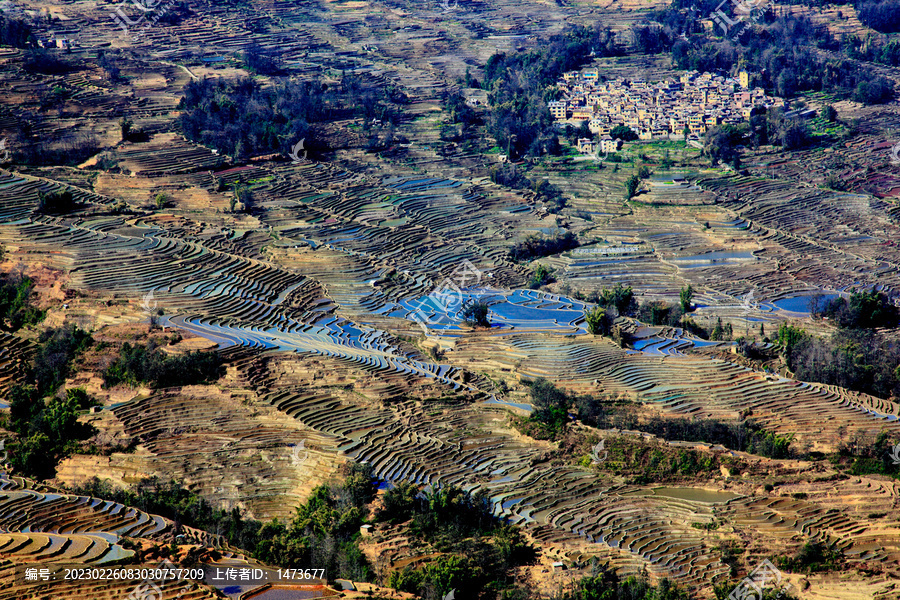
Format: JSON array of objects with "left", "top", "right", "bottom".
[{"left": 549, "top": 69, "right": 785, "bottom": 150}]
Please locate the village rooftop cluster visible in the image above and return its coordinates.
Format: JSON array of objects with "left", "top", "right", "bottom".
[{"left": 550, "top": 69, "right": 784, "bottom": 153}]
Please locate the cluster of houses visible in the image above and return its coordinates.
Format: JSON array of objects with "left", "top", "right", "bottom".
[{"left": 549, "top": 69, "right": 784, "bottom": 150}]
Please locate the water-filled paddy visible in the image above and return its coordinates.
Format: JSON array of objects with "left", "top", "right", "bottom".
[
  {"left": 624, "top": 487, "right": 741, "bottom": 503},
  {"left": 772, "top": 293, "right": 841, "bottom": 313}
]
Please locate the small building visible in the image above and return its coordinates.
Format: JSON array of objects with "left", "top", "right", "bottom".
[
  {"left": 577, "top": 138, "right": 596, "bottom": 154},
  {"left": 571, "top": 108, "right": 593, "bottom": 120},
  {"left": 547, "top": 100, "right": 567, "bottom": 120},
  {"left": 599, "top": 136, "right": 622, "bottom": 154}
]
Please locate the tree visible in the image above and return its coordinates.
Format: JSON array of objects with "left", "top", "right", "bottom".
[
  {"left": 822, "top": 105, "right": 837, "bottom": 122},
  {"left": 37, "top": 189, "right": 75, "bottom": 214},
  {"left": 461, "top": 300, "right": 490, "bottom": 328},
  {"left": 680, "top": 285, "right": 694, "bottom": 313},
  {"left": 154, "top": 193, "right": 170, "bottom": 209},
  {"left": 610, "top": 125, "right": 637, "bottom": 141},
  {"left": 528, "top": 264, "right": 554, "bottom": 289},
  {"left": 598, "top": 283, "right": 635, "bottom": 315},
  {"left": 119, "top": 117, "right": 133, "bottom": 141},
  {"left": 852, "top": 76, "right": 895, "bottom": 104},
  {"left": 232, "top": 184, "right": 252, "bottom": 212},
  {"left": 624, "top": 175, "right": 640, "bottom": 200},
  {"left": 585, "top": 306, "right": 612, "bottom": 336}
]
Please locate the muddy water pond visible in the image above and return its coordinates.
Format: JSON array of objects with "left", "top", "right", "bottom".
[{"left": 624, "top": 487, "right": 741, "bottom": 503}]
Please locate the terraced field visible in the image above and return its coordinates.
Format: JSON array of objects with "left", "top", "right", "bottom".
[
  {"left": 3, "top": 0, "right": 900, "bottom": 597},
  {"left": 4, "top": 161, "right": 900, "bottom": 595}
]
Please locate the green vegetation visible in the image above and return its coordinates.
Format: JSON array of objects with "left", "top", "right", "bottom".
[
  {"left": 815, "top": 290, "right": 899, "bottom": 329},
  {"left": 1, "top": 325, "right": 95, "bottom": 478},
  {"left": 255, "top": 463, "right": 375, "bottom": 580},
  {"left": 490, "top": 164, "right": 566, "bottom": 212},
  {"left": 522, "top": 378, "right": 794, "bottom": 459},
  {"left": 102, "top": 341, "right": 223, "bottom": 389},
  {"left": 776, "top": 540, "right": 843, "bottom": 574},
  {"left": 33, "top": 325, "right": 93, "bottom": 394},
  {"left": 76, "top": 464, "right": 375, "bottom": 580},
  {"left": 380, "top": 484, "right": 534, "bottom": 599},
  {"left": 656, "top": 5, "right": 893, "bottom": 105},
  {"left": 585, "top": 306, "right": 613, "bottom": 336},
  {"left": 679, "top": 285, "right": 694, "bottom": 313},
  {"left": 7, "top": 384, "right": 96, "bottom": 479},
  {"left": 510, "top": 232, "right": 578, "bottom": 262},
  {"left": 779, "top": 324, "right": 900, "bottom": 400},
  {"left": 0, "top": 273, "right": 45, "bottom": 332},
  {"left": 562, "top": 561, "right": 689, "bottom": 600},
  {"left": 482, "top": 25, "right": 622, "bottom": 159},
  {"left": 461, "top": 300, "right": 491, "bottom": 328},
  {"left": 610, "top": 125, "right": 638, "bottom": 141},
  {"left": 625, "top": 174, "right": 641, "bottom": 200},
  {"left": 36, "top": 189, "right": 76, "bottom": 214},
  {"left": 242, "top": 44, "right": 284, "bottom": 76},
  {"left": 178, "top": 76, "right": 405, "bottom": 161},
  {"left": 519, "top": 377, "right": 572, "bottom": 439},
  {"left": 527, "top": 264, "right": 554, "bottom": 289},
  {"left": 0, "top": 13, "right": 35, "bottom": 48}
]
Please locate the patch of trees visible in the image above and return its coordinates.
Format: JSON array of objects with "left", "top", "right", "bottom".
[
  {"left": 33, "top": 325, "right": 93, "bottom": 395},
  {"left": 73, "top": 476, "right": 262, "bottom": 551},
  {"left": 380, "top": 484, "right": 534, "bottom": 599},
  {"left": 576, "top": 283, "right": 636, "bottom": 316},
  {"left": 22, "top": 49, "right": 76, "bottom": 75},
  {"left": 839, "top": 431, "right": 900, "bottom": 478},
  {"left": 0, "top": 13, "right": 35, "bottom": 48},
  {"left": 490, "top": 164, "right": 566, "bottom": 212},
  {"left": 846, "top": 36, "right": 900, "bottom": 67},
  {"left": 2, "top": 325, "right": 95, "bottom": 479},
  {"left": 523, "top": 378, "right": 794, "bottom": 458},
  {"left": 573, "top": 284, "right": 709, "bottom": 339},
  {"left": 610, "top": 125, "right": 638, "bottom": 141},
  {"left": 6, "top": 384, "right": 97, "bottom": 479},
  {"left": 102, "top": 341, "right": 223, "bottom": 389},
  {"left": 0, "top": 273, "right": 44, "bottom": 332},
  {"left": 243, "top": 44, "right": 284, "bottom": 76},
  {"left": 155, "top": 1, "right": 192, "bottom": 26},
  {"left": 255, "top": 463, "right": 375, "bottom": 581},
  {"left": 585, "top": 306, "right": 614, "bottom": 336},
  {"left": 509, "top": 232, "right": 579, "bottom": 262},
  {"left": 815, "top": 290, "right": 899, "bottom": 329},
  {"left": 563, "top": 562, "right": 689, "bottom": 600},
  {"left": 776, "top": 540, "right": 843, "bottom": 574},
  {"left": 786, "top": 328, "right": 900, "bottom": 400},
  {"left": 442, "top": 91, "right": 479, "bottom": 131},
  {"left": 668, "top": 12, "right": 891, "bottom": 104},
  {"left": 14, "top": 135, "right": 102, "bottom": 167},
  {"left": 851, "top": 76, "right": 896, "bottom": 105},
  {"left": 482, "top": 25, "right": 623, "bottom": 158},
  {"left": 855, "top": 0, "right": 900, "bottom": 33},
  {"left": 527, "top": 264, "right": 554, "bottom": 289},
  {"left": 461, "top": 300, "right": 491, "bottom": 328},
  {"left": 36, "top": 189, "right": 76, "bottom": 214},
  {"left": 177, "top": 76, "right": 404, "bottom": 160},
  {"left": 76, "top": 464, "right": 376, "bottom": 580}
]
